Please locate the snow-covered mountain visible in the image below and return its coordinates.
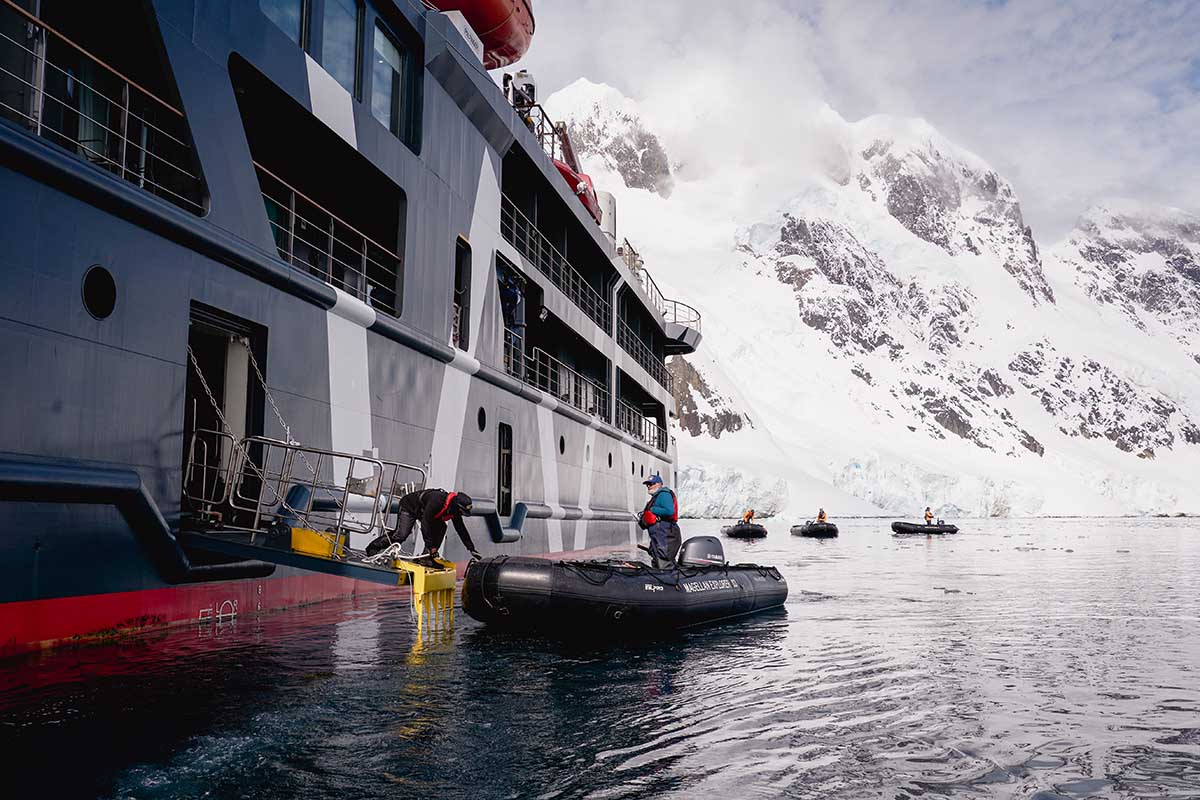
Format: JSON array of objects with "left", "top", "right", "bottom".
[{"left": 546, "top": 79, "right": 1200, "bottom": 517}]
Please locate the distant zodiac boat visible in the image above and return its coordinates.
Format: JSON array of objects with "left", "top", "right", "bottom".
[
  {"left": 722, "top": 522, "right": 768, "bottom": 539},
  {"left": 793, "top": 522, "right": 838, "bottom": 538},
  {"left": 891, "top": 521, "right": 959, "bottom": 535}
]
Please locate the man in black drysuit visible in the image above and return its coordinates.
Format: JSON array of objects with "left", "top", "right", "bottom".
[{"left": 365, "top": 488, "right": 481, "bottom": 560}]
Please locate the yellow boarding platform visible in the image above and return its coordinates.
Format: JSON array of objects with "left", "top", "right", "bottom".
[
  {"left": 182, "top": 527, "right": 459, "bottom": 632},
  {"left": 393, "top": 555, "right": 456, "bottom": 629}
]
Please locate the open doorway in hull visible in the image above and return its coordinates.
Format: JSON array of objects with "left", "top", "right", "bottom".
[{"left": 180, "top": 303, "right": 266, "bottom": 528}]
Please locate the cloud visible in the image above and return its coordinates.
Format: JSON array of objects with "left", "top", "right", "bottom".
[{"left": 518, "top": 0, "right": 1200, "bottom": 239}]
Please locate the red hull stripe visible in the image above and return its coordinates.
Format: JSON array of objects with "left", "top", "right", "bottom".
[{"left": 0, "top": 573, "right": 395, "bottom": 658}]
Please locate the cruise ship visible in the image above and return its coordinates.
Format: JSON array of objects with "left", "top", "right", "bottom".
[{"left": 0, "top": 0, "right": 701, "bottom": 656}]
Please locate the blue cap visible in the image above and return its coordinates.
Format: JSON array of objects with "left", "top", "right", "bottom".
[{"left": 642, "top": 473, "right": 663, "bottom": 486}]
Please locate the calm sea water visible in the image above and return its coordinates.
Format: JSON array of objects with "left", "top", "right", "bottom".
[{"left": 2, "top": 518, "right": 1199, "bottom": 799}]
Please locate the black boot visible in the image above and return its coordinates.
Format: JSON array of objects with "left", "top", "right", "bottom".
[{"left": 364, "top": 533, "right": 392, "bottom": 557}]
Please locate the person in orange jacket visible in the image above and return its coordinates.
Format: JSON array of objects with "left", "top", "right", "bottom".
[
  {"left": 741, "top": 508, "right": 755, "bottom": 524},
  {"left": 924, "top": 507, "right": 934, "bottom": 525}
]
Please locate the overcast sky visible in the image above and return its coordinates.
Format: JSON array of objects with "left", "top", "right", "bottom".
[{"left": 518, "top": 0, "right": 1200, "bottom": 239}]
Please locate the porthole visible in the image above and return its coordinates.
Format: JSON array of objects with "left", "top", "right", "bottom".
[
  {"left": 608, "top": 453, "right": 613, "bottom": 469},
  {"left": 82, "top": 266, "right": 116, "bottom": 320},
  {"left": 559, "top": 435, "right": 565, "bottom": 455},
  {"left": 631, "top": 461, "right": 635, "bottom": 475},
  {"left": 640, "top": 465, "right": 644, "bottom": 478},
  {"left": 585, "top": 444, "right": 591, "bottom": 461},
  {"left": 477, "top": 407, "right": 486, "bottom": 431}
]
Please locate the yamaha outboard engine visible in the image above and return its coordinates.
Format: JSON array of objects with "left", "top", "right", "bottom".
[{"left": 678, "top": 536, "right": 726, "bottom": 567}]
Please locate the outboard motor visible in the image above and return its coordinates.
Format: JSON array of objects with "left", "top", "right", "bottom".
[{"left": 678, "top": 536, "right": 726, "bottom": 567}]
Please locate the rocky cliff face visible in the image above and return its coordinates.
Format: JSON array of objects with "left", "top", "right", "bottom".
[
  {"left": 668, "top": 357, "right": 750, "bottom": 439},
  {"left": 546, "top": 82, "right": 1200, "bottom": 516},
  {"left": 551, "top": 78, "right": 674, "bottom": 196},
  {"left": 1054, "top": 202, "right": 1200, "bottom": 362},
  {"left": 852, "top": 122, "right": 1055, "bottom": 305}
]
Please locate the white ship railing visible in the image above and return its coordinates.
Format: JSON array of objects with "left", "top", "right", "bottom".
[
  {"left": 184, "top": 430, "right": 426, "bottom": 539},
  {"left": 618, "top": 318, "right": 673, "bottom": 393},
  {"left": 500, "top": 195, "right": 612, "bottom": 332},
  {"left": 256, "top": 161, "right": 402, "bottom": 317},
  {"left": 616, "top": 398, "right": 668, "bottom": 453},
  {"left": 0, "top": 0, "right": 205, "bottom": 213},
  {"left": 503, "top": 329, "right": 610, "bottom": 423}
]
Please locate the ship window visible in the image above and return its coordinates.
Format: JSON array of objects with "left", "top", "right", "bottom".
[
  {"left": 559, "top": 436, "right": 565, "bottom": 455},
  {"left": 497, "top": 422, "right": 513, "bottom": 516},
  {"left": 320, "top": 0, "right": 361, "bottom": 97},
  {"left": 370, "top": 23, "right": 420, "bottom": 151},
  {"left": 260, "top": 0, "right": 307, "bottom": 46},
  {"left": 452, "top": 238, "right": 471, "bottom": 350},
  {"left": 608, "top": 453, "right": 612, "bottom": 469},
  {"left": 477, "top": 407, "right": 486, "bottom": 432},
  {"left": 82, "top": 266, "right": 116, "bottom": 320}
]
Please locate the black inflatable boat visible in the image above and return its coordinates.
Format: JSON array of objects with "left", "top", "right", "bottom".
[
  {"left": 722, "top": 522, "right": 768, "bottom": 538},
  {"left": 891, "top": 521, "right": 959, "bottom": 535},
  {"left": 792, "top": 521, "right": 838, "bottom": 538},
  {"left": 462, "top": 537, "right": 787, "bottom": 632}
]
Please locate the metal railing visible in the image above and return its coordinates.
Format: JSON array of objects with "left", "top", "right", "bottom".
[
  {"left": 619, "top": 239, "right": 665, "bottom": 318},
  {"left": 503, "top": 330, "right": 610, "bottom": 422},
  {"left": 0, "top": 0, "right": 204, "bottom": 214},
  {"left": 451, "top": 301, "right": 464, "bottom": 349},
  {"left": 618, "top": 319, "right": 673, "bottom": 393},
  {"left": 512, "top": 101, "right": 578, "bottom": 170},
  {"left": 256, "top": 162, "right": 401, "bottom": 317},
  {"left": 184, "top": 430, "right": 426, "bottom": 540},
  {"left": 616, "top": 398, "right": 668, "bottom": 453},
  {"left": 500, "top": 195, "right": 611, "bottom": 332},
  {"left": 663, "top": 298, "right": 702, "bottom": 334},
  {"left": 620, "top": 238, "right": 702, "bottom": 336}
]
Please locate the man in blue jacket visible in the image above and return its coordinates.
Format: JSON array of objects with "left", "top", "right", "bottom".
[{"left": 639, "top": 473, "right": 681, "bottom": 568}]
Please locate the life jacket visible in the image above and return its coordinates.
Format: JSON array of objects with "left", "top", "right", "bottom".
[
  {"left": 434, "top": 492, "right": 459, "bottom": 522},
  {"left": 641, "top": 488, "right": 678, "bottom": 526},
  {"left": 817, "top": 511, "right": 827, "bottom": 522}
]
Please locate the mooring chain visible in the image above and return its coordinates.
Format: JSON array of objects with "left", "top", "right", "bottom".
[{"left": 185, "top": 344, "right": 335, "bottom": 543}]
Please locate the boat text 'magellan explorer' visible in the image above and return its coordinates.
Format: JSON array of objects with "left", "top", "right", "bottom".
[{"left": 0, "top": 0, "right": 702, "bottom": 656}]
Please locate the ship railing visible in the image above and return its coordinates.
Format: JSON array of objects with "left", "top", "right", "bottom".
[
  {"left": 500, "top": 195, "right": 611, "bottom": 333},
  {"left": 451, "top": 301, "right": 464, "bottom": 349},
  {"left": 618, "top": 239, "right": 701, "bottom": 334},
  {"left": 663, "top": 298, "right": 702, "bottom": 334},
  {"left": 619, "top": 239, "right": 666, "bottom": 318},
  {"left": 511, "top": 100, "right": 577, "bottom": 169},
  {"left": 182, "top": 428, "right": 241, "bottom": 521},
  {"left": 616, "top": 398, "right": 668, "bottom": 453},
  {"left": 255, "top": 162, "right": 401, "bottom": 317},
  {"left": 0, "top": 0, "right": 205, "bottom": 213},
  {"left": 503, "top": 329, "right": 611, "bottom": 423},
  {"left": 183, "top": 430, "right": 426, "bottom": 539},
  {"left": 618, "top": 318, "right": 673, "bottom": 393}
]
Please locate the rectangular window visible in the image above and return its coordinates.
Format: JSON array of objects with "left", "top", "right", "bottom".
[
  {"left": 370, "top": 23, "right": 419, "bottom": 149},
  {"left": 260, "top": 0, "right": 306, "bottom": 46},
  {"left": 321, "top": 0, "right": 360, "bottom": 96},
  {"left": 452, "top": 238, "right": 471, "bottom": 350},
  {"left": 497, "top": 423, "right": 513, "bottom": 516}
]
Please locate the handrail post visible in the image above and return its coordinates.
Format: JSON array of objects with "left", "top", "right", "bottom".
[
  {"left": 286, "top": 186, "right": 297, "bottom": 265},
  {"left": 117, "top": 83, "right": 129, "bottom": 181},
  {"left": 29, "top": 21, "right": 46, "bottom": 135}
]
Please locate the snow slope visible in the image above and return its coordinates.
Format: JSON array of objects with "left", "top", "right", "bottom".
[{"left": 548, "top": 79, "right": 1200, "bottom": 518}]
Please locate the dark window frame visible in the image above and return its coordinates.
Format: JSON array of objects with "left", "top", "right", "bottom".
[
  {"left": 368, "top": 17, "right": 422, "bottom": 152},
  {"left": 452, "top": 237, "right": 472, "bottom": 350},
  {"left": 497, "top": 422, "right": 513, "bottom": 516}
]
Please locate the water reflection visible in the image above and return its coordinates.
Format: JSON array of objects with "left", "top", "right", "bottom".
[{"left": 1, "top": 518, "right": 1199, "bottom": 798}]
